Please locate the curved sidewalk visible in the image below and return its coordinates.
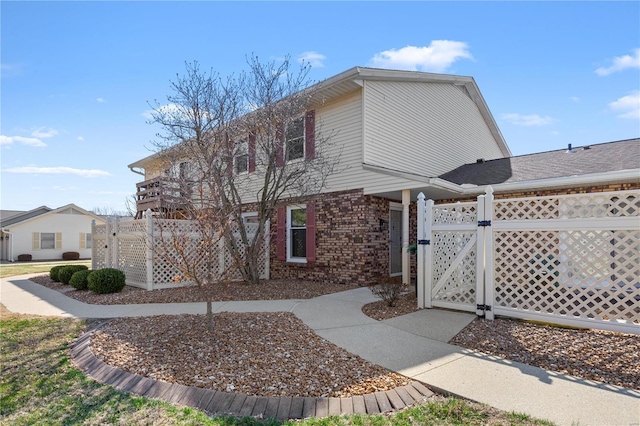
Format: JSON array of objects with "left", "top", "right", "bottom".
[{"left": 2, "top": 274, "right": 639, "bottom": 425}]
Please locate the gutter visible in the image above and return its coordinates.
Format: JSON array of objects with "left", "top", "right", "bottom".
[{"left": 363, "top": 162, "right": 640, "bottom": 197}]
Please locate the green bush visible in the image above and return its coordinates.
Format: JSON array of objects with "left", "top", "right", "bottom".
[
  {"left": 59, "top": 265, "right": 89, "bottom": 285},
  {"left": 50, "top": 265, "right": 65, "bottom": 282},
  {"left": 69, "top": 269, "right": 91, "bottom": 290},
  {"left": 87, "top": 268, "right": 126, "bottom": 294}
]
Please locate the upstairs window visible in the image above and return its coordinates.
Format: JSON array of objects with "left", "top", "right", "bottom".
[
  {"left": 285, "top": 118, "right": 305, "bottom": 162},
  {"left": 235, "top": 139, "right": 249, "bottom": 174}
]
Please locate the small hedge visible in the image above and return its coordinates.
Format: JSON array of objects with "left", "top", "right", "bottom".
[
  {"left": 59, "top": 265, "right": 89, "bottom": 285},
  {"left": 87, "top": 268, "right": 126, "bottom": 294},
  {"left": 69, "top": 269, "right": 91, "bottom": 291},
  {"left": 62, "top": 251, "right": 80, "bottom": 261},
  {"left": 17, "top": 254, "right": 32, "bottom": 261},
  {"left": 50, "top": 265, "right": 65, "bottom": 282}
]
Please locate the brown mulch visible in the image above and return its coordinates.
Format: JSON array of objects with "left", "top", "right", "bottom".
[
  {"left": 30, "top": 275, "right": 359, "bottom": 305},
  {"left": 90, "top": 313, "right": 411, "bottom": 398},
  {"left": 449, "top": 317, "right": 640, "bottom": 390},
  {"left": 361, "top": 292, "right": 420, "bottom": 321}
]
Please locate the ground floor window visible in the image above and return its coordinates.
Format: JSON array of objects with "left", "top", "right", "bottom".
[
  {"left": 41, "top": 232, "right": 55, "bottom": 249},
  {"left": 287, "top": 206, "right": 307, "bottom": 262}
]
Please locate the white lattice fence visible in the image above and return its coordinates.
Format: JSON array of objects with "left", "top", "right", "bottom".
[
  {"left": 492, "top": 191, "right": 640, "bottom": 333},
  {"left": 417, "top": 189, "right": 640, "bottom": 334},
  {"left": 93, "top": 216, "right": 269, "bottom": 290}
]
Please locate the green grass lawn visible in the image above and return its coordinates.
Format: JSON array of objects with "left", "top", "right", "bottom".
[
  {"left": 0, "top": 260, "right": 91, "bottom": 278},
  {"left": 0, "top": 307, "right": 554, "bottom": 426}
]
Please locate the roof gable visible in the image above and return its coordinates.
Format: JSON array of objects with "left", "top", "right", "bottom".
[{"left": 0, "top": 204, "right": 104, "bottom": 228}]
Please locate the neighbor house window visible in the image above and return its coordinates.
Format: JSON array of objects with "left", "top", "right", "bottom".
[
  {"left": 33, "top": 232, "right": 61, "bottom": 250},
  {"left": 285, "top": 118, "right": 304, "bottom": 162},
  {"left": 235, "top": 139, "right": 249, "bottom": 174},
  {"left": 41, "top": 233, "right": 55, "bottom": 249},
  {"left": 287, "top": 206, "right": 307, "bottom": 262},
  {"left": 80, "top": 232, "right": 92, "bottom": 249}
]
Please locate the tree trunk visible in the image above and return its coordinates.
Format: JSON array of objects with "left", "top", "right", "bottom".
[{"left": 206, "top": 299, "right": 214, "bottom": 331}]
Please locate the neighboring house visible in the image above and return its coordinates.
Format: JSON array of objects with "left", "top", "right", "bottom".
[
  {"left": 0, "top": 204, "right": 106, "bottom": 262},
  {"left": 127, "top": 66, "right": 639, "bottom": 286}
]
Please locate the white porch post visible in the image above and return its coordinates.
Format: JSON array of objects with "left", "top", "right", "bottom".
[
  {"left": 145, "top": 209, "right": 154, "bottom": 291},
  {"left": 402, "top": 189, "right": 410, "bottom": 286}
]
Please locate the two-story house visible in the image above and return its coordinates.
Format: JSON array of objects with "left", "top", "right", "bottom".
[{"left": 128, "top": 67, "right": 512, "bottom": 286}]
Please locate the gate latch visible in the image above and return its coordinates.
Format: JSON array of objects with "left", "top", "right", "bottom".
[
  {"left": 417, "top": 239, "right": 430, "bottom": 245},
  {"left": 478, "top": 220, "right": 492, "bottom": 227},
  {"left": 476, "top": 304, "right": 492, "bottom": 312}
]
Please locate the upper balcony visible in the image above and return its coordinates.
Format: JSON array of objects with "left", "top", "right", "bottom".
[{"left": 134, "top": 177, "right": 188, "bottom": 219}]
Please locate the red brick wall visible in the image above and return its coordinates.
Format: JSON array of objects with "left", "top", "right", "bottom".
[{"left": 268, "top": 189, "right": 394, "bottom": 285}]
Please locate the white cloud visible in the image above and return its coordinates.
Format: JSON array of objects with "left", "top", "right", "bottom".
[
  {"left": 96, "top": 97, "right": 106, "bottom": 103},
  {"left": 5, "top": 166, "right": 111, "bottom": 177},
  {"left": 297, "top": 51, "right": 326, "bottom": 68},
  {"left": 31, "top": 127, "right": 58, "bottom": 138},
  {"left": 142, "top": 103, "right": 183, "bottom": 120},
  {"left": 570, "top": 96, "right": 580, "bottom": 102},
  {"left": 595, "top": 48, "right": 640, "bottom": 76},
  {"left": 609, "top": 90, "right": 640, "bottom": 119},
  {"left": 77, "top": 136, "right": 85, "bottom": 141},
  {"left": 501, "top": 113, "right": 557, "bottom": 126},
  {"left": 370, "top": 40, "right": 473, "bottom": 73},
  {"left": 0, "top": 135, "right": 47, "bottom": 147}
]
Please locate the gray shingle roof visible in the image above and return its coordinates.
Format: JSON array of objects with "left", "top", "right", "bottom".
[{"left": 439, "top": 139, "right": 640, "bottom": 186}]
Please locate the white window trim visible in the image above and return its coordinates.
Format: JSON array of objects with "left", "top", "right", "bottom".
[
  {"left": 285, "top": 117, "right": 305, "bottom": 164},
  {"left": 286, "top": 205, "right": 307, "bottom": 263}
]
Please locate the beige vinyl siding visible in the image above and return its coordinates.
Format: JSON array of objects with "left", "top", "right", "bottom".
[
  {"left": 320, "top": 90, "right": 420, "bottom": 195},
  {"left": 363, "top": 80, "right": 505, "bottom": 178}
]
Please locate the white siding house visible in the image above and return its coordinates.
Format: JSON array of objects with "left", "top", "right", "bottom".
[{"left": 0, "top": 204, "right": 106, "bottom": 262}]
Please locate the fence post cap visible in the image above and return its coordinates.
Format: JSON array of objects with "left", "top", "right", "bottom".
[
  {"left": 417, "top": 192, "right": 425, "bottom": 201},
  {"left": 485, "top": 186, "right": 494, "bottom": 195}
]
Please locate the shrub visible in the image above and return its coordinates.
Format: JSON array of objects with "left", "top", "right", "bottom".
[
  {"left": 369, "top": 277, "right": 407, "bottom": 307},
  {"left": 17, "top": 254, "right": 32, "bottom": 261},
  {"left": 69, "top": 269, "right": 91, "bottom": 290},
  {"left": 59, "top": 265, "right": 89, "bottom": 285},
  {"left": 87, "top": 268, "right": 126, "bottom": 294},
  {"left": 50, "top": 265, "right": 65, "bottom": 282},
  {"left": 62, "top": 252, "right": 80, "bottom": 260}
]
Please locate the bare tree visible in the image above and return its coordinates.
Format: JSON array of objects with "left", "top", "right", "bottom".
[{"left": 147, "top": 56, "right": 338, "bottom": 291}]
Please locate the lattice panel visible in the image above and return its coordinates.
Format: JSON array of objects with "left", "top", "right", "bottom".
[
  {"left": 431, "top": 231, "right": 477, "bottom": 306},
  {"left": 117, "top": 234, "right": 148, "bottom": 285},
  {"left": 432, "top": 203, "right": 477, "bottom": 225},
  {"left": 494, "top": 198, "right": 559, "bottom": 221},
  {"left": 118, "top": 220, "right": 147, "bottom": 234},
  {"left": 494, "top": 190, "right": 640, "bottom": 221},
  {"left": 494, "top": 230, "right": 640, "bottom": 324},
  {"left": 92, "top": 235, "right": 107, "bottom": 270}
]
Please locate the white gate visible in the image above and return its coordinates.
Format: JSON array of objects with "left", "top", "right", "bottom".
[{"left": 417, "top": 188, "right": 640, "bottom": 334}]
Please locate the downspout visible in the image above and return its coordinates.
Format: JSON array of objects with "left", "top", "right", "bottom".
[
  {"left": 129, "top": 166, "right": 145, "bottom": 176},
  {"left": 1, "top": 229, "right": 14, "bottom": 262}
]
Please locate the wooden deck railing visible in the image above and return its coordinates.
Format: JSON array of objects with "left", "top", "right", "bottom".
[{"left": 135, "top": 177, "right": 187, "bottom": 218}]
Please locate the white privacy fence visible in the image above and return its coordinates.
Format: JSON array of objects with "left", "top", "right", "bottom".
[
  {"left": 92, "top": 213, "right": 269, "bottom": 290},
  {"left": 417, "top": 188, "right": 640, "bottom": 334}
]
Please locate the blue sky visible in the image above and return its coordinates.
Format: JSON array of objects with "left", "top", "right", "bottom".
[{"left": 2, "top": 1, "right": 639, "bottom": 212}]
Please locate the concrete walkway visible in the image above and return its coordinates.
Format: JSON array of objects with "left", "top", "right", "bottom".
[{"left": 2, "top": 274, "right": 639, "bottom": 425}]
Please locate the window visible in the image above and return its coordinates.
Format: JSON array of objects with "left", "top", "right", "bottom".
[
  {"left": 41, "top": 232, "right": 55, "bottom": 249},
  {"left": 235, "top": 139, "right": 249, "bottom": 174},
  {"left": 287, "top": 206, "right": 306, "bottom": 262},
  {"left": 80, "top": 232, "right": 92, "bottom": 249},
  {"left": 285, "top": 118, "right": 304, "bottom": 162}
]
